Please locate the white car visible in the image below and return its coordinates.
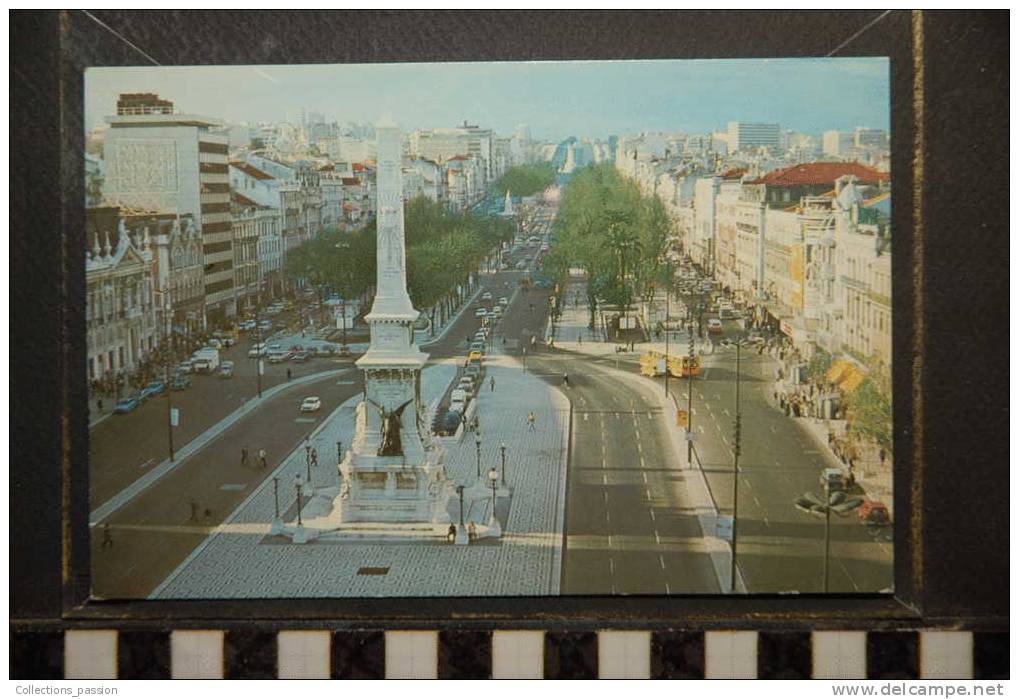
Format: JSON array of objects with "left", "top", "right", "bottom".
[
  {"left": 475, "top": 308, "right": 488, "bottom": 318},
  {"left": 300, "top": 396, "right": 321, "bottom": 412},
  {"left": 498, "top": 297, "right": 509, "bottom": 306},
  {"left": 481, "top": 292, "right": 493, "bottom": 301}
]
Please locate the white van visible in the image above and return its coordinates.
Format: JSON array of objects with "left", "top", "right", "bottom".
[{"left": 450, "top": 389, "right": 468, "bottom": 404}]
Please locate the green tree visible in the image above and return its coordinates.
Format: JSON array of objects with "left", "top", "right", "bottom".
[
  {"left": 492, "top": 164, "right": 557, "bottom": 198},
  {"left": 846, "top": 360, "right": 893, "bottom": 452}
]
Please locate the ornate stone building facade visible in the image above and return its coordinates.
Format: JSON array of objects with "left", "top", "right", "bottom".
[{"left": 85, "top": 218, "right": 159, "bottom": 384}]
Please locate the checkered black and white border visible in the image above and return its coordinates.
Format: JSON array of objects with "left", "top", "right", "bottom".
[{"left": 9, "top": 628, "right": 1007, "bottom": 679}]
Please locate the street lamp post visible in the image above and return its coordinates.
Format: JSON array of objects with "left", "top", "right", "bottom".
[
  {"left": 722, "top": 332, "right": 751, "bottom": 593},
  {"left": 487, "top": 466, "right": 501, "bottom": 536},
  {"left": 475, "top": 434, "right": 482, "bottom": 480},
  {"left": 254, "top": 305, "right": 263, "bottom": 399},
  {"left": 165, "top": 363, "right": 175, "bottom": 462},
  {"left": 270, "top": 476, "right": 283, "bottom": 535},
  {"left": 686, "top": 318, "right": 695, "bottom": 468},
  {"left": 500, "top": 442, "right": 507, "bottom": 486},
  {"left": 823, "top": 480, "right": 831, "bottom": 593}
]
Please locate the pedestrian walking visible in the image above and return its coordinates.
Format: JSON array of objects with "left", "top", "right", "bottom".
[
  {"left": 311, "top": 448, "right": 319, "bottom": 469},
  {"left": 879, "top": 448, "right": 887, "bottom": 467},
  {"left": 527, "top": 412, "right": 536, "bottom": 431},
  {"left": 189, "top": 499, "right": 199, "bottom": 522},
  {"left": 97, "top": 398, "right": 104, "bottom": 413},
  {"left": 101, "top": 524, "right": 114, "bottom": 548},
  {"left": 562, "top": 372, "right": 569, "bottom": 387},
  {"left": 490, "top": 375, "right": 495, "bottom": 392},
  {"left": 258, "top": 448, "right": 267, "bottom": 470},
  {"left": 286, "top": 368, "right": 292, "bottom": 381},
  {"left": 204, "top": 508, "right": 212, "bottom": 521},
  {"left": 447, "top": 524, "right": 457, "bottom": 543},
  {"left": 241, "top": 447, "right": 249, "bottom": 467}
]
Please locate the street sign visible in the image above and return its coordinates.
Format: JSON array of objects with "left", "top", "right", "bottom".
[
  {"left": 170, "top": 408, "right": 180, "bottom": 427},
  {"left": 715, "top": 515, "right": 733, "bottom": 541},
  {"left": 676, "top": 409, "right": 688, "bottom": 427}
]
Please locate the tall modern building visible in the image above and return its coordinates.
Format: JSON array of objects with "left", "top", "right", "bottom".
[
  {"left": 104, "top": 93, "right": 234, "bottom": 321},
  {"left": 726, "top": 121, "right": 781, "bottom": 152},
  {"left": 822, "top": 130, "right": 855, "bottom": 157}
]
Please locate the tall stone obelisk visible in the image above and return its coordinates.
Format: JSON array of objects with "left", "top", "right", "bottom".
[{"left": 335, "top": 118, "right": 450, "bottom": 524}]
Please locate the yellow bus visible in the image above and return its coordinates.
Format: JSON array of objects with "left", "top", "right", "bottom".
[
  {"left": 640, "top": 350, "right": 701, "bottom": 378},
  {"left": 667, "top": 354, "right": 700, "bottom": 378}
]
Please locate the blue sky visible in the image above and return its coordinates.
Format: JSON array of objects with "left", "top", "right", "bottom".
[{"left": 86, "top": 58, "right": 889, "bottom": 141}]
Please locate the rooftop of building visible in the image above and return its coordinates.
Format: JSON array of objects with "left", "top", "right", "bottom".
[
  {"left": 749, "top": 161, "right": 890, "bottom": 187},
  {"left": 230, "top": 161, "right": 274, "bottom": 180}
]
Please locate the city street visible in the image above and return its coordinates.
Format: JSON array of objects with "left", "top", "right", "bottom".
[
  {"left": 529, "top": 349, "right": 721, "bottom": 594},
  {"left": 690, "top": 326, "right": 893, "bottom": 593}
]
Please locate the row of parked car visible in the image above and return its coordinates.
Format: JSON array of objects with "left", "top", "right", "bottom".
[
  {"left": 433, "top": 323, "right": 493, "bottom": 434},
  {"left": 247, "top": 342, "right": 351, "bottom": 362},
  {"left": 112, "top": 377, "right": 171, "bottom": 414}
]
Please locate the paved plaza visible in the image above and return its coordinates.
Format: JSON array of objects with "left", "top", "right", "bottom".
[{"left": 153, "top": 348, "right": 570, "bottom": 598}]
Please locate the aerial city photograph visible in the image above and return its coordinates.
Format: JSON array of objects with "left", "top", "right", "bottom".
[{"left": 84, "top": 58, "right": 894, "bottom": 598}]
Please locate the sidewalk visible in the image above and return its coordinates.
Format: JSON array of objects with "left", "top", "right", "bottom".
[
  {"left": 762, "top": 348, "right": 895, "bottom": 516},
  {"left": 152, "top": 345, "right": 571, "bottom": 598}
]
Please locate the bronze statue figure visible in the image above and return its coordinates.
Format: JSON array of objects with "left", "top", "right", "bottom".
[{"left": 369, "top": 398, "right": 413, "bottom": 456}]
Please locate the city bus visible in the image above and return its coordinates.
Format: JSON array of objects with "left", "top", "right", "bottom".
[{"left": 640, "top": 350, "right": 701, "bottom": 378}]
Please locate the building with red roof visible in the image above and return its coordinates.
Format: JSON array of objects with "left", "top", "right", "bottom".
[{"left": 747, "top": 162, "right": 889, "bottom": 209}]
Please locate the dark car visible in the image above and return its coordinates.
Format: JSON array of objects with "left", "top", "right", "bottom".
[
  {"left": 442, "top": 410, "right": 463, "bottom": 432},
  {"left": 140, "top": 380, "right": 165, "bottom": 399},
  {"left": 171, "top": 374, "right": 191, "bottom": 391},
  {"left": 113, "top": 397, "right": 140, "bottom": 414}
]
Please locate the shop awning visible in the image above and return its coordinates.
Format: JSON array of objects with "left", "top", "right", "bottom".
[{"left": 826, "top": 359, "right": 866, "bottom": 393}]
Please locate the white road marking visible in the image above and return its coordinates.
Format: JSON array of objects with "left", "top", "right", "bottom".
[
  {"left": 699, "top": 425, "right": 705, "bottom": 434},
  {"left": 642, "top": 472, "right": 647, "bottom": 484},
  {"left": 584, "top": 413, "right": 589, "bottom": 421},
  {"left": 763, "top": 517, "right": 771, "bottom": 527},
  {"left": 754, "top": 496, "right": 761, "bottom": 508},
  {"left": 665, "top": 581, "right": 672, "bottom": 594},
  {"left": 649, "top": 508, "right": 656, "bottom": 522},
  {"left": 608, "top": 534, "right": 614, "bottom": 548},
  {"left": 659, "top": 554, "right": 667, "bottom": 571},
  {"left": 654, "top": 530, "right": 661, "bottom": 545}
]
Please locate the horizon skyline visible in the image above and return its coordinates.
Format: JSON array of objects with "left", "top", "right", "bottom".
[{"left": 86, "top": 58, "right": 890, "bottom": 143}]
